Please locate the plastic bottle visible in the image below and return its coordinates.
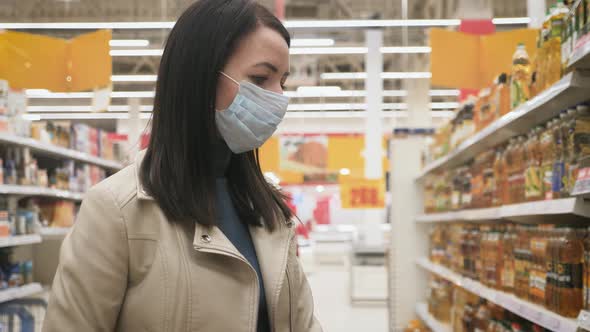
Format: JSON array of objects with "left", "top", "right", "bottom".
[
  {"left": 553, "top": 115, "right": 566, "bottom": 198},
  {"left": 556, "top": 227, "right": 584, "bottom": 317},
  {"left": 502, "top": 225, "right": 516, "bottom": 294},
  {"left": 510, "top": 44, "right": 532, "bottom": 110},
  {"left": 541, "top": 120, "right": 556, "bottom": 200}
]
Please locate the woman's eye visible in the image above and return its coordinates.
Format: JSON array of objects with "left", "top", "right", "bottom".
[{"left": 249, "top": 76, "right": 268, "bottom": 86}]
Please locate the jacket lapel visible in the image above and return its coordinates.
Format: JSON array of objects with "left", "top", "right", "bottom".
[{"left": 249, "top": 222, "right": 294, "bottom": 330}]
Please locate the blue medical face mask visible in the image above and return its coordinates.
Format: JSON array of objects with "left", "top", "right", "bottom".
[{"left": 215, "top": 72, "right": 289, "bottom": 154}]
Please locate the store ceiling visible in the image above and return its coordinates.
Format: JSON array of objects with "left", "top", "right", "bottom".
[{"left": 0, "top": 0, "right": 538, "bottom": 117}]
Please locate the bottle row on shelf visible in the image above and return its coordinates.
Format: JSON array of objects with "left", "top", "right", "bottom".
[
  {"left": 430, "top": 223, "right": 589, "bottom": 319},
  {"left": 423, "top": 104, "right": 590, "bottom": 213},
  {"left": 425, "top": 0, "right": 590, "bottom": 169},
  {"left": 0, "top": 80, "right": 125, "bottom": 165},
  {"left": 0, "top": 146, "right": 106, "bottom": 195},
  {"left": 0, "top": 248, "right": 34, "bottom": 291},
  {"left": 426, "top": 275, "right": 551, "bottom": 332}
]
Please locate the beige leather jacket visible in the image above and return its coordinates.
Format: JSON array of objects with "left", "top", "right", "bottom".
[{"left": 43, "top": 152, "right": 322, "bottom": 332}]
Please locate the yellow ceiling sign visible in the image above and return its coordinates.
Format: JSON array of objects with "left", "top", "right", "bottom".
[
  {"left": 0, "top": 30, "right": 111, "bottom": 91},
  {"left": 430, "top": 28, "right": 538, "bottom": 89},
  {"left": 340, "top": 178, "right": 385, "bottom": 209}
]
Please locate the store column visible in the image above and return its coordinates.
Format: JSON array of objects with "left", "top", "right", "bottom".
[{"left": 362, "top": 29, "right": 385, "bottom": 246}]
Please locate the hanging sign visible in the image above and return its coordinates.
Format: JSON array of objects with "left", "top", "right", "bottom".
[{"left": 340, "top": 179, "right": 385, "bottom": 209}]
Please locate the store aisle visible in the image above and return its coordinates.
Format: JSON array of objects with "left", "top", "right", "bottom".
[{"left": 307, "top": 265, "right": 388, "bottom": 332}]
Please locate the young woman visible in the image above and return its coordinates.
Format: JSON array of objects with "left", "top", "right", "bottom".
[{"left": 43, "top": 1, "right": 322, "bottom": 331}]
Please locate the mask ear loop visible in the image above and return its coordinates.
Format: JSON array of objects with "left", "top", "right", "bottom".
[{"left": 220, "top": 71, "right": 240, "bottom": 86}]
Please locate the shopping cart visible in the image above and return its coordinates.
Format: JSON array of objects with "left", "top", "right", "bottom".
[{"left": 0, "top": 298, "right": 47, "bottom": 332}]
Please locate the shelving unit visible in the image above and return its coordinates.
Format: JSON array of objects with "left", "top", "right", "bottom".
[
  {"left": 0, "top": 132, "right": 124, "bottom": 171},
  {"left": 40, "top": 227, "right": 70, "bottom": 239},
  {"left": 0, "top": 235, "right": 42, "bottom": 248},
  {"left": 0, "top": 185, "right": 84, "bottom": 201},
  {"left": 416, "top": 197, "right": 590, "bottom": 224},
  {"left": 415, "top": 302, "right": 451, "bottom": 332},
  {"left": 417, "top": 70, "right": 590, "bottom": 179},
  {"left": 416, "top": 258, "right": 578, "bottom": 332},
  {"left": 389, "top": 67, "right": 590, "bottom": 330},
  {"left": 0, "top": 283, "right": 43, "bottom": 304},
  {"left": 568, "top": 39, "right": 590, "bottom": 70}
]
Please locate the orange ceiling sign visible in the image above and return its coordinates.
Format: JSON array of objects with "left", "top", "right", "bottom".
[
  {"left": 0, "top": 30, "right": 111, "bottom": 91},
  {"left": 430, "top": 28, "right": 538, "bottom": 89}
]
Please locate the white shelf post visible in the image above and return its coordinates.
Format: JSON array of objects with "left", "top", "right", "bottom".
[{"left": 389, "top": 136, "right": 429, "bottom": 331}]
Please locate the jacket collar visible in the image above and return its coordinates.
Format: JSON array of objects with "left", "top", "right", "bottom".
[{"left": 135, "top": 150, "right": 154, "bottom": 201}]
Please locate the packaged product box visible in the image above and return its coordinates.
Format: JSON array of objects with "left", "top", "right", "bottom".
[
  {"left": 72, "top": 123, "right": 89, "bottom": 153},
  {"left": 89, "top": 127, "right": 99, "bottom": 156}
]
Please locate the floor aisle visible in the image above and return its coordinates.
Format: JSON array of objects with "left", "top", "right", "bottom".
[{"left": 306, "top": 265, "right": 388, "bottom": 332}]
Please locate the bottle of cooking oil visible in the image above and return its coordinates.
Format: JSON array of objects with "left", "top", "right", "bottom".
[{"left": 510, "top": 44, "right": 532, "bottom": 110}]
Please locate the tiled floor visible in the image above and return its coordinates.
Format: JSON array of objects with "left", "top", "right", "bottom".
[{"left": 306, "top": 265, "right": 388, "bottom": 332}]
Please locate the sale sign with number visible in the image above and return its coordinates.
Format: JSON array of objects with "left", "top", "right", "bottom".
[{"left": 340, "top": 179, "right": 385, "bottom": 209}]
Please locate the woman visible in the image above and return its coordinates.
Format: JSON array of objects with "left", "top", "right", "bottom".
[{"left": 43, "top": 1, "right": 322, "bottom": 331}]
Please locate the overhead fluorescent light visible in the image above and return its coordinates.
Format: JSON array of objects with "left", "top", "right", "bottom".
[
  {"left": 27, "top": 90, "right": 156, "bottom": 99},
  {"left": 320, "top": 72, "right": 431, "bottom": 80},
  {"left": 27, "top": 88, "right": 458, "bottom": 100},
  {"left": 109, "top": 39, "right": 150, "bottom": 47},
  {"left": 430, "top": 102, "right": 460, "bottom": 109},
  {"left": 108, "top": 46, "right": 431, "bottom": 56},
  {"left": 110, "top": 49, "right": 164, "bottom": 56},
  {"left": 284, "top": 19, "right": 462, "bottom": 28},
  {"left": 23, "top": 113, "right": 131, "bottom": 120},
  {"left": 429, "top": 89, "right": 461, "bottom": 97},
  {"left": 290, "top": 38, "right": 335, "bottom": 47},
  {"left": 296, "top": 86, "right": 342, "bottom": 95},
  {"left": 0, "top": 18, "right": 529, "bottom": 30},
  {"left": 0, "top": 22, "right": 176, "bottom": 29},
  {"left": 26, "top": 91, "right": 94, "bottom": 99},
  {"left": 111, "top": 91, "right": 155, "bottom": 98},
  {"left": 25, "top": 110, "right": 454, "bottom": 120},
  {"left": 381, "top": 46, "right": 431, "bottom": 54},
  {"left": 284, "top": 110, "right": 454, "bottom": 119},
  {"left": 28, "top": 105, "right": 154, "bottom": 112},
  {"left": 287, "top": 103, "right": 407, "bottom": 111},
  {"left": 111, "top": 75, "right": 157, "bottom": 82},
  {"left": 492, "top": 17, "right": 531, "bottom": 25}
]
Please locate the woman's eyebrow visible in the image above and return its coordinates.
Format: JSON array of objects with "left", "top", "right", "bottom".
[{"left": 253, "top": 62, "right": 278, "bottom": 72}]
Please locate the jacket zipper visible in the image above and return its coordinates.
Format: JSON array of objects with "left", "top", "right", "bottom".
[
  {"left": 193, "top": 245, "right": 260, "bottom": 332},
  {"left": 286, "top": 266, "right": 293, "bottom": 332}
]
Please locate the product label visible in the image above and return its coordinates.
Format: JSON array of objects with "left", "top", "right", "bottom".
[
  {"left": 530, "top": 268, "right": 547, "bottom": 300},
  {"left": 557, "top": 263, "right": 583, "bottom": 289},
  {"left": 525, "top": 166, "right": 542, "bottom": 198},
  {"left": 544, "top": 165, "right": 554, "bottom": 199},
  {"left": 553, "top": 161, "right": 565, "bottom": 193},
  {"left": 502, "top": 264, "right": 515, "bottom": 288},
  {"left": 552, "top": 19, "right": 565, "bottom": 38}
]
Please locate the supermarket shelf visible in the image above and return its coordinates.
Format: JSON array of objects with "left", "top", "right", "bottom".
[
  {"left": 0, "top": 185, "right": 84, "bottom": 201},
  {"left": 415, "top": 198, "right": 590, "bottom": 224},
  {"left": 0, "top": 235, "right": 42, "bottom": 248},
  {"left": 0, "top": 283, "right": 43, "bottom": 304},
  {"left": 416, "top": 258, "right": 578, "bottom": 332},
  {"left": 40, "top": 227, "right": 70, "bottom": 239},
  {"left": 415, "top": 302, "right": 451, "bottom": 332},
  {"left": 0, "top": 132, "right": 124, "bottom": 171},
  {"left": 417, "top": 70, "right": 590, "bottom": 179},
  {"left": 569, "top": 39, "right": 590, "bottom": 70}
]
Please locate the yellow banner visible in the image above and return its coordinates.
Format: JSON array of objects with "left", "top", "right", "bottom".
[
  {"left": 430, "top": 28, "right": 538, "bottom": 89},
  {"left": 0, "top": 30, "right": 111, "bottom": 91},
  {"left": 340, "top": 179, "right": 385, "bottom": 209}
]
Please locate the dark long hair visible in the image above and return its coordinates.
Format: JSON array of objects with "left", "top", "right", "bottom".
[{"left": 140, "top": 0, "right": 293, "bottom": 231}]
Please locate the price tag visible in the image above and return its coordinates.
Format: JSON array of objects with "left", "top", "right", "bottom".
[{"left": 572, "top": 167, "right": 590, "bottom": 196}]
